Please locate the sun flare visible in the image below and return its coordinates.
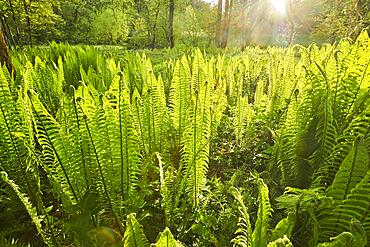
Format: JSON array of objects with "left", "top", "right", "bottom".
[{"left": 270, "top": 0, "right": 287, "bottom": 16}]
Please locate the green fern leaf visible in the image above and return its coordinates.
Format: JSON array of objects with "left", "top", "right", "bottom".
[
  {"left": 230, "top": 186, "right": 252, "bottom": 247},
  {"left": 123, "top": 213, "right": 150, "bottom": 247},
  {"left": 153, "top": 227, "right": 183, "bottom": 247},
  {"left": 252, "top": 178, "right": 273, "bottom": 247}
]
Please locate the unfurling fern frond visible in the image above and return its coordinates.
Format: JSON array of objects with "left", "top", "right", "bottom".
[
  {"left": 230, "top": 178, "right": 273, "bottom": 247},
  {"left": 157, "top": 152, "right": 177, "bottom": 227},
  {"left": 123, "top": 213, "right": 150, "bottom": 247},
  {"left": 266, "top": 235, "right": 293, "bottom": 247}
]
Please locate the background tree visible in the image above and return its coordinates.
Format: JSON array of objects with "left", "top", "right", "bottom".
[
  {"left": 169, "top": 0, "right": 174, "bottom": 48},
  {"left": 0, "top": 0, "right": 368, "bottom": 48},
  {"left": 215, "top": 0, "right": 223, "bottom": 47},
  {"left": 0, "top": 30, "right": 14, "bottom": 74}
]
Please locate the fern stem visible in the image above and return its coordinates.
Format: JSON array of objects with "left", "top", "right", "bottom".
[
  {"left": 193, "top": 91, "right": 198, "bottom": 208},
  {"left": 118, "top": 78, "right": 125, "bottom": 202},
  {"left": 134, "top": 97, "right": 146, "bottom": 156}
]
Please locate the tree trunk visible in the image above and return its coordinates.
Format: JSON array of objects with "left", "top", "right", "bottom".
[
  {"left": 8, "top": 0, "right": 21, "bottom": 43},
  {"left": 287, "top": 0, "right": 295, "bottom": 45},
  {"left": 0, "top": 31, "right": 15, "bottom": 76},
  {"left": 221, "top": 0, "right": 233, "bottom": 48},
  {"left": 151, "top": 1, "right": 161, "bottom": 49},
  {"left": 169, "top": 0, "right": 174, "bottom": 48},
  {"left": 1, "top": 16, "right": 16, "bottom": 48},
  {"left": 215, "top": 0, "right": 223, "bottom": 47},
  {"left": 22, "top": 0, "right": 32, "bottom": 46}
]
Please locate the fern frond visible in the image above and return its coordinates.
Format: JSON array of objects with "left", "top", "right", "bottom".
[
  {"left": 153, "top": 227, "right": 184, "bottom": 247},
  {"left": 252, "top": 178, "right": 273, "bottom": 247},
  {"left": 230, "top": 186, "right": 252, "bottom": 247},
  {"left": 269, "top": 214, "right": 295, "bottom": 243},
  {"left": 182, "top": 52, "right": 211, "bottom": 207},
  {"left": 326, "top": 140, "right": 369, "bottom": 202},
  {"left": 319, "top": 170, "right": 370, "bottom": 242},
  {"left": 28, "top": 90, "right": 79, "bottom": 204},
  {"left": 123, "top": 213, "right": 150, "bottom": 247},
  {"left": 0, "top": 172, "right": 52, "bottom": 246}
]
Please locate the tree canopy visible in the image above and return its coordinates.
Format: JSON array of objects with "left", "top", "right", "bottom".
[{"left": 0, "top": 0, "right": 369, "bottom": 48}]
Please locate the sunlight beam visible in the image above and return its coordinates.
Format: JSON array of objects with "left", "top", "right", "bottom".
[{"left": 269, "top": 0, "right": 287, "bottom": 16}]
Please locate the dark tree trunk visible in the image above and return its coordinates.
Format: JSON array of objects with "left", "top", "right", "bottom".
[
  {"left": 0, "top": 31, "right": 15, "bottom": 76},
  {"left": 22, "top": 0, "right": 32, "bottom": 46},
  {"left": 169, "top": 0, "right": 174, "bottom": 48},
  {"left": 8, "top": 0, "right": 20, "bottom": 43},
  {"left": 151, "top": 1, "right": 161, "bottom": 49},
  {"left": 1, "top": 16, "right": 16, "bottom": 48},
  {"left": 216, "top": 0, "right": 223, "bottom": 47}
]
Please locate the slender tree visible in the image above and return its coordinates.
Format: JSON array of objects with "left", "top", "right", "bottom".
[
  {"left": 22, "top": 0, "right": 32, "bottom": 46},
  {"left": 221, "top": 0, "right": 233, "bottom": 48},
  {"left": 287, "top": 0, "right": 295, "bottom": 45},
  {"left": 169, "top": 0, "right": 174, "bottom": 48},
  {"left": 151, "top": 0, "right": 161, "bottom": 49},
  {"left": 216, "top": 0, "right": 223, "bottom": 47},
  {"left": 7, "top": 0, "right": 20, "bottom": 43}
]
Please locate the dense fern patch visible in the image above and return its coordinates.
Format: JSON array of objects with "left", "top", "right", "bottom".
[{"left": 0, "top": 32, "right": 369, "bottom": 246}]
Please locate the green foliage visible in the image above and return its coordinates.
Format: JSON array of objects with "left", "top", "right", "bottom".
[
  {"left": 1, "top": 32, "right": 370, "bottom": 246},
  {"left": 231, "top": 178, "right": 276, "bottom": 247},
  {"left": 153, "top": 228, "right": 183, "bottom": 247},
  {"left": 123, "top": 214, "right": 150, "bottom": 247},
  {"left": 230, "top": 186, "right": 252, "bottom": 247},
  {"left": 0, "top": 172, "right": 52, "bottom": 246},
  {"left": 267, "top": 236, "right": 293, "bottom": 247},
  {"left": 252, "top": 178, "right": 273, "bottom": 247}
]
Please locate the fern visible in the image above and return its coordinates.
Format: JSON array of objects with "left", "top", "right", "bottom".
[
  {"left": 326, "top": 140, "right": 369, "bottom": 201},
  {"left": 230, "top": 186, "right": 252, "bottom": 247},
  {"left": 153, "top": 228, "right": 184, "bottom": 247},
  {"left": 318, "top": 220, "right": 367, "bottom": 247},
  {"left": 266, "top": 236, "right": 293, "bottom": 247},
  {"left": 168, "top": 56, "right": 191, "bottom": 153},
  {"left": 0, "top": 172, "right": 53, "bottom": 246},
  {"left": 231, "top": 178, "right": 273, "bottom": 247},
  {"left": 123, "top": 213, "right": 150, "bottom": 247},
  {"left": 269, "top": 214, "right": 295, "bottom": 243},
  {"left": 252, "top": 178, "right": 273, "bottom": 247},
  {"left": 28, "top": 90, "right": 79, "bottom": 204},
  {"left": 182, "top": 50, "right": 211, "bottom": 208},
  {"left": 319, "top": 170, "right": 370, "bottom": 242}
]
